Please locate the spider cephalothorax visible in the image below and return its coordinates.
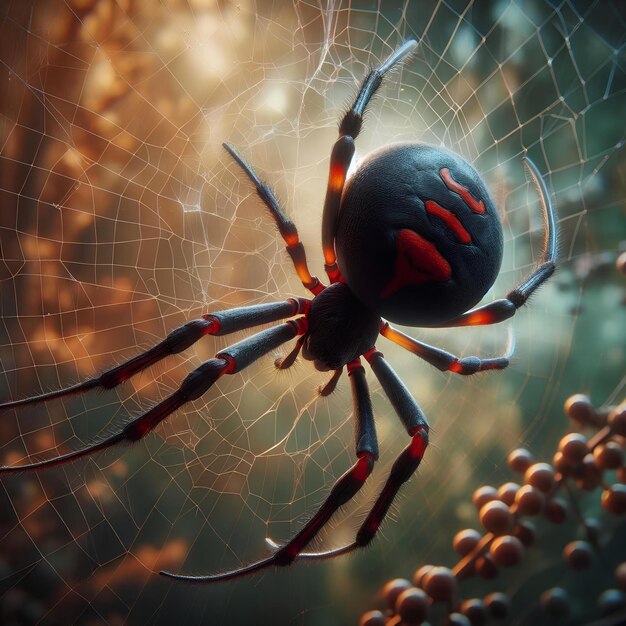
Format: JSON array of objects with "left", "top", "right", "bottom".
[
  {"left": 0, "top": 39, "right": 557, "bottom": 583},
  {"left": 303, "top": 282, "right": 380, "bottom": 371}
]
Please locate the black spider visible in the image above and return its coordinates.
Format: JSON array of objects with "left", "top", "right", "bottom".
[{"left": 0, "top": 39, "right": 557, "bottom": 582}]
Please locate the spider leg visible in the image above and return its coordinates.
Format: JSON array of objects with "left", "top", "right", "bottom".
[
  {"left": 0, "top": 319, "right": 306, "bottom": 474},
  {"left": 288, "top": 348, "right": 429, "bottom": 562},
  {"left": 321, "top": 39, "right": 417, "bottom": 282},
  {"left": 160, "top": 357, "right": 378, "bottom": 582},
  {"left": 0, "top": 299, "right": 309, "bottom": 412},
  {"left": 380, "top": 322, "right": 514, "bottom": 375},
  {"left": 222, "top": 142, "right": 322, "bottom": 296},
  {"left": 432, "top": 157, "right": 557, "bottom": 328}
]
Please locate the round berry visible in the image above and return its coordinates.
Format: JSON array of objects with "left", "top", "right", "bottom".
[
  {"left": 524, "top": 463, "right": 556, "bottom": 493},
  {"left": 544, "top": 498, "right": 568, "bottom": 524},
  {"left": 396, "top": 587, "right": 429, "bottom": 624},
  {"left": 553, "top": 451, "right": 575, "bottom": 477},
  {"left": 513, "top": 520, "right": 536, "bottom": 547},
  {"left": 618, "top": 466, "right": 626, "bottom": 484},
  {"left": 602, "top": 484, "right": 626, "bottom": 514},
  {"left": 497, "top": 482, "right": 520, "bottom": 506},
  {"left": 563, "top": 540, "right": 593, "bottom": 569},
  {"left": 609, "top": 404, "right": 626, "bottom": 436},
  {"left": 422, "top": 567, "right": 456, "bottom": 602},
  {"left": 514, "top": 485, "right": 545, "bottom": 515},
  {"left": 484, "top": 592, "right": 509, "bottom": 619},
  {"left": 472, "top": 485, "right": 498, "bottom": 510},
  {"left": 489, "top": 535, "right": 524, "bottom": 567},
  {"left": 475, "top": 555, "right": 498, "bottom": 579},
  {"left": 615, "top": 562, "right": 626, "bottom": 590},
  {"left": 460, "top": 598, "right": 487, "bottom": 626},
  {"left": 448, "top": 613, "right": 471, "bottom": 626},
  {"left": 540, "top": 587, "right": 571, "bottom": 618},
  {"left": 359, "top": 610, "right": 385, "bottom": 626},
  {"left": 583, "top": 517, "right": 602, "bottom": 544},
  {"left": 412, "top": 564, "right": 434, "bottom": 588},
  {"left": 453, "top": 529, "right": 482, "bottom": 556},
  {"left": 598, "top": 589, "right": 626, "bottom": 616},
  {"left": 576, "top": 454, "right": 603, "bottom": 491},
  {"left": 564, "top": 394, "right": 595, "bottom": 425},
  {"left": 594, "top": 442, "right": 623, "bottom": 470},
  {"left": 479, "top": 501, "right": 514, "bottom": 534},
  {"left": 507, "top": 448, "right": 533, "bottom": 474},
  {"left": 383, "top": 578, "right": 412, "bottom": 610},
  {"left": 558, "top": 433, "right": 588, "bottom": 464}
]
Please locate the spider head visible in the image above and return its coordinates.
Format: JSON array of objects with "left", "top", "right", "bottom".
[{"left": 303, "top": 282, "right": 380, "bottom": 371}]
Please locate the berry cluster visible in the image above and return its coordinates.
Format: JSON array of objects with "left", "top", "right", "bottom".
[{"left": 360, "top": 395, "right": 626, "bottom": 626}]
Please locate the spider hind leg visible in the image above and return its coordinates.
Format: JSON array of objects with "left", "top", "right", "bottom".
[{"left": 160, "top": 357, "right": 379, "bottom": 582}]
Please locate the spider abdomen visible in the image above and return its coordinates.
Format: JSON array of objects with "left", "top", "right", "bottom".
[{"left": 335, "top": 143, "right": 503, "bottom": 326}]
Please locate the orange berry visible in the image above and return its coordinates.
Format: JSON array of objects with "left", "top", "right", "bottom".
[
  {"left": 475, "top": 555, "right": 498, "bottom": 579},
  {"left": 460, "top": 598, "right": 487, "bottom": 626},
  {"left": 507, "top": 448, "right": 533, "bottom": 474},
  {"left": 489, "top": 535, "right": 524, "bottom": 567},
  {"left": 524, "top": 463, "right": 556, "bottom": 493},
  {"left": 359, "top": 610, "right": 385, "bottom": 626},
  {"left": 558, "top": 433, "right": 588, "bottom": 464},
  {"left": 564, "top": 394, "right": 595, "bottom": 425},
  {"left": 541, "top": 587, "right": 571, "bottom": 617},
  {"left": 453, "top": 529, "right": 482, "bottom": 556},
  {"left": 484, "top": 592, "right": 509, "bottom": 619},
  {"left": 514, "top": 485, "right": 545, "bottom": 515},
  {"left": 423, "top": 567, "right": 456, "bottom": 602},
  {"left": 615, "top": 562, "right": 626, "bottom": 590},
  {"left": 479, "top": 501, "right": 514, "bottom": 534},
  {"left": 395, "top": 587, "right": 429, "bottom": 624},
  {"left": 412, "top": 564, "right": 434, "bottom": 588},
  {"left": 497, "top": 482, "right": 520, "bottom": 506},
  {"left": 602, "top": 484, "right": 626, "bottom": 514},
  {"left": 609, "top": 404, "right": 626, "bottom": 436},
  {"left": 544, "top": 498, "right": 568, "bottom": 524},
  {"left": 383, "top": 578, "right": 412, "bottom": 610},
  {"left": 594, "top": 442, "right": 623, "bottom": 470},
  {"left": 563, "top": 540, "right": 593, "bottom": 569},
  {"left": 472, "top": 485, "right": 498, "bottom": 510},
  {"left": 513, "top": 520, "right": 536, "bottom": 547}
]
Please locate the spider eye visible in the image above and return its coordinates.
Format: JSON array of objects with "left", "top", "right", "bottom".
[{"left": 335, "top": 142, "right": 503, "bottom": 326}]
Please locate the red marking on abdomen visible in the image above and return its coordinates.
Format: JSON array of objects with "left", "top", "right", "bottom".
[
  {"left": 380, "top": 229, "right": 451, "bottom": 299},
  {"left": 440, "top": 167, "right": 486, "bottom": 214},
  {"left": 425, "top": 200, "right": 472, "bottom": 244}
]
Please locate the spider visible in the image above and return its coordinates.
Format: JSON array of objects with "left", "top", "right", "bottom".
[{"left": 0, "top": 39, "right": 557, "bottom": 583}]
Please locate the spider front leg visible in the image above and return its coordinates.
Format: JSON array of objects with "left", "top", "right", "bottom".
[
  {"left": 160, "top": 357, "right": 379, "bottom": 582},
  {"left": 222, "top": 143, "right": 322, "bottom": 296},
  {"left": 0, "top": 316, "right": 307, "bottom": 473},
  {"left": 433, "top": 157, "right": 558, "bottom": 328},
  {"left": 321, "top": 39, "right": 417, "bottom": 282}
]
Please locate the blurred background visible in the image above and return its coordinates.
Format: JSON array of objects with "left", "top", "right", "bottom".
[{"left": 0, "top": 1, "right": 624, "bottom": 624}]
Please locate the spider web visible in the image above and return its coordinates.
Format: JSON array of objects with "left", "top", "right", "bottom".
[{"left": 0, "top": 1, "right": 624, "bottom": 624}]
